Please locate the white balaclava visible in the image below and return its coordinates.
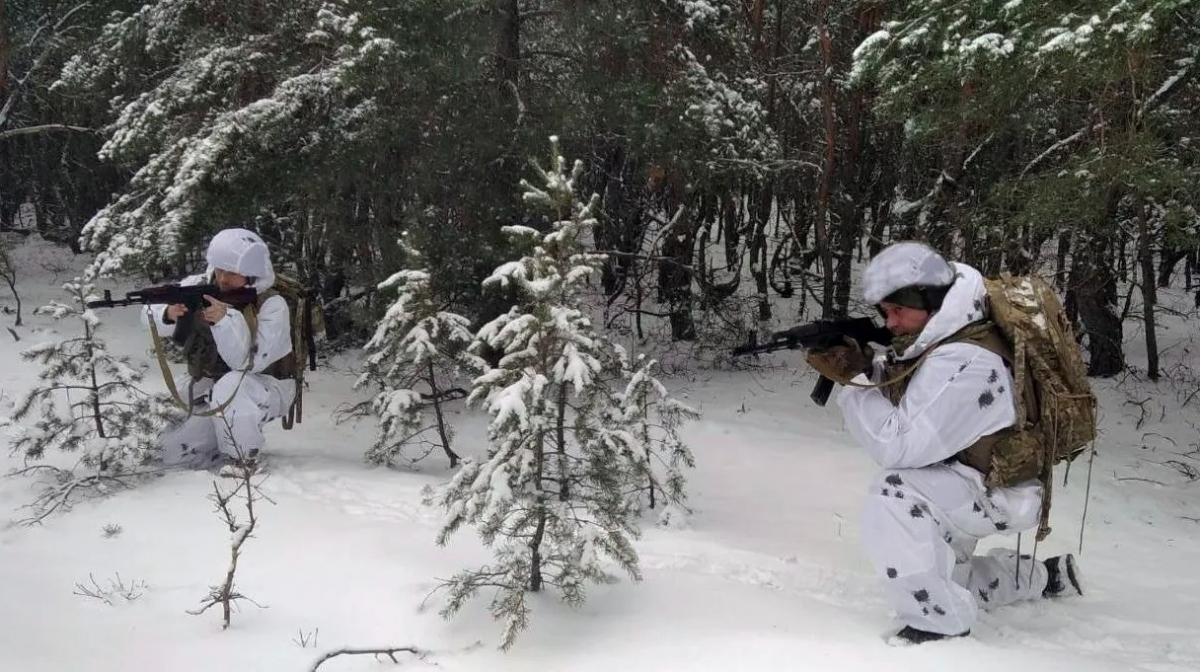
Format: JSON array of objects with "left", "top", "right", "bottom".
[
  {"left": 205, "top": 228, "right": 275, "bottom": 292},
  {"left": 861, "top": 241, "right": 957, "bottom": 310}
]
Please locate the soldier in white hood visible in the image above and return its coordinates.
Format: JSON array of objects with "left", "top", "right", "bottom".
[
  {"left": 146, "top": 228, "right": 296, "bottom": 475},
  {"left": 808, "top": 241, "right": 1082, "bottom": 645}
]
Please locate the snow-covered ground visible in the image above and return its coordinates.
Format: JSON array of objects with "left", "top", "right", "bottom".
[{"left": 2, "top": 236, "right": 1198, "bottom": 672}]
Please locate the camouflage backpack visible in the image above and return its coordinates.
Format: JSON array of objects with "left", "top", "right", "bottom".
[
  {"left": 263, "top": 272, "right": 325, "bottom": 429},
  {"left": 975, "top": 273, "right": 1096, "bottom": 539},
  {"left": 878, "top": 273, "right": 1096, "bottom": 540}
]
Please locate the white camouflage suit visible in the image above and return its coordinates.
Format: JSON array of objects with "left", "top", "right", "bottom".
[
  {"left": 145, "top": 228, "right": 296, "bottom": 467},
  {"left": 836, "top": 243, "right": 1047, "bottom": 636}
]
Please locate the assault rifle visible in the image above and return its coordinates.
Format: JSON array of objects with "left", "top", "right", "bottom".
[
  {"left": 731, "top": 316, "right": 894, "bottom": 406},
  {"left": 86, "top": 284, "right": 258, "bottom": 345}
]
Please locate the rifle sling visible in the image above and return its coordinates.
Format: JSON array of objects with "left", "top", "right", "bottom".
[{"left": 149, "top": 303, "right": 259, "bottom": 419}]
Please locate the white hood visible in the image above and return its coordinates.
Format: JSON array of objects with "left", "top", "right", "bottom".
[
  {"left": 896, "top": 261, "right": 988, "bottom": 360},
  {"left": 204, "top": 228, "right": 275, "bottom": 292}
]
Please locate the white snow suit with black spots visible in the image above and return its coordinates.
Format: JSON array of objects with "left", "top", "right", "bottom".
[
  {"left": 144, "top": 228, "right": 295, "bottom": 467},
  {"left": 837, "top": 249, "right": 1048, "bottom": 636}
]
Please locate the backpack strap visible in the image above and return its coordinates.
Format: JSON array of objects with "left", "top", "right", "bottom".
[{"left": 947, "top": 322, "right": 1039, "bottom": 428}]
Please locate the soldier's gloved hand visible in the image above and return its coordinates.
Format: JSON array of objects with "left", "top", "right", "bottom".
[{"left": 805, "top": 336, "right": 873, "bottom": 385}]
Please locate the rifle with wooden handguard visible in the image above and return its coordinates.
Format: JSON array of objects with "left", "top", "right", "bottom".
[
  {"left": 731, "top": 316, "right": 894, "bottom": 406},
  {"left": 86, "top": 283, "right": 258, "bottom": 345}
]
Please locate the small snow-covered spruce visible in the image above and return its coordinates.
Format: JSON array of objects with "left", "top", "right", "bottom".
[
  {"left": 354, "top": 269, "right": 482, "bottom": 468},
  {"left": 428, "top": 137, "right": 696, "bottom": 650},
  {"left": 619, "top": 355, "right": 698, "bottom": 521},
  {"left": 8, "top": 279, "right": 182, "bottom": 523}
]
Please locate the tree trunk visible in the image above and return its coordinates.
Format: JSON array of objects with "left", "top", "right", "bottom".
[
  {"left": 750, "top": 184, "right": 772, "bottom": 321},
  {"left": 556, "top": 384, "right": 568, "bottom": 501},
  {"left": 657, "top": 189, "right": 698, "bottom": 341},
  {"left": 528, "top": 504, "right": 545, "bottom": 592},
  {"left": 529, "top": 432, "right": 546, "bottom": 592},
  {"left": 1157, "top": 246, "right": 1188, "bottom": 288},
  {"left": 494, "top": 0, "right": 520, "bottom": 93},
  {"left": 426, "top": 361, "right": 460, "bottom": 468},
  {"left": 1070, "top": 192, "right": 1124, "bottom": 377},
  {"left": 814, "top": 0, "right": 837, "bottom": 317},
  {"left": 0, "top": 0, "right": 9, "bottom": 101},
  {"left": 1056, "top": 229, "right": 1071, "bottom": 292},
  {"left": 1135, "top": 196, "right": 1159, "bottom": 381}
]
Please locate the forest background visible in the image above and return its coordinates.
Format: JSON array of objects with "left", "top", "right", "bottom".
[{"left": 3, "top": 0, "right": 1197, "bottom": 377}]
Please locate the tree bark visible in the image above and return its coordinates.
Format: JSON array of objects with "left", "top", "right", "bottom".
[
  {"left": 749, "top": 184, "right": 772, "bottom": 321},
  {"left": 1135, "top": 195, "right": 1159, "bottom": 380},
  {"left": 1070, "top": 191, "right": 1124, "bottom": 377},
  {"left": 1157, "top": 246, "right": 1188, "bottom": 288},
  {"left": 814, "top": 0, "right": 837, "bottom": 317}
]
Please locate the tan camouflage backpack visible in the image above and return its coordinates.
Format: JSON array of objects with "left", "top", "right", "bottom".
[
  {"left": 260, "top": 272, "right": 325, "bottom": 429},
  {"left": 980, "top": 273, "right": 1097, "bottom": 538}
]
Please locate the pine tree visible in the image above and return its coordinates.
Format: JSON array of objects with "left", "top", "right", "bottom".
[
  {"left": 428, "top": 138, "right": 697, "bottom": 649},
  {"left": 619, "top": 355, "right": 698, "bottom": 524},
  {"left": 7, "top": 279, "right": 182, "bottom": 522},
  {"left": 355, "top": 268, "right": 482, "bottom": 468}
]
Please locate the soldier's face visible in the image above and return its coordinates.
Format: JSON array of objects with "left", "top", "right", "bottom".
[
  {"left": 214, "top": 268, "right": 249, "bottom": 292},
  {"left": 878, "top": 302, "right": 930, "bottom": 336}
]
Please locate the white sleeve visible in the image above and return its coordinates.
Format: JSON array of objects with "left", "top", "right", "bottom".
[
  {"left": 140, "top": 273, "right": 208, "bottom": 338},
  {"left": 835, "top": 343, "right": 1017, "bottom": 469},
  {"left": 209, "top": 293, "right": 292, "bottom": 373}
]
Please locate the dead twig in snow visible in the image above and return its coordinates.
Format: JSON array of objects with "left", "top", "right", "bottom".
[
  {"left": 308, "top": 646, "right": 429, "bottom": 672},
  {"left": 73, "top": 572, "right": 147, "bottom": 605},
  {"left": 1123, "top": 397, "right": 1154, "bottom": 430},
  {"left": 1162, "top": 459, "right": 1199, "bottom": 481},
  {"left": 187, "top": 426, "right": 270, "bottom": 629},
  {"left": 1113, "top": 476, "right": 1170, "bottom": 486},
  {"left": 293, "top": 627, "right": 319, "bottom": 648},
  {"left": 186, "top": 474, "right": 267, "bottom": 628}
]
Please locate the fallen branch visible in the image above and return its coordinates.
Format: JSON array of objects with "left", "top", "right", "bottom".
[
  {"left": 0, "top": 123, "right": 92, "bottom": 141},
  {"left": 1113, "top": 476, "right": 1169, "bottom": 486},
  {"left": 308, "top": 646, "right": 428, "bottom": 672},
  {"left": 1162, "top": 459, "right": 1199, "bottom": 481}
]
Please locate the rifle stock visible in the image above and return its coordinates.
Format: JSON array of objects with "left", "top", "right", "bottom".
[{"left": 731, "top": 317, "right": 893, "bottom": 406}]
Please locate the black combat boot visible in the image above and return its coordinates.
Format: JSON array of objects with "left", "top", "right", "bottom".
[
  {"left": 1042, "top": 554, "right": 1083, "bottom": 597},
  {"left": 888, "top": 626, "right": 970, "bottom": 646}
]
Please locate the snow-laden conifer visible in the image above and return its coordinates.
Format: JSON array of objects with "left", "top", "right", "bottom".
[
  {"left": 354, "top": 268, "right": 482, "bottom": 468},
  {"left": 7, "top": 279, "right": 182, "bottom": 522},
  {"left": 618, "top": 356, "right": 698, "bottom": 522},
  {"left": 428, "top": 138, "right": 698, "bottom": 649}
]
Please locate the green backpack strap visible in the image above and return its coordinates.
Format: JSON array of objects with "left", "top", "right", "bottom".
[{"left": 280, "top": 292, "right": 305, "bottom": 430}]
